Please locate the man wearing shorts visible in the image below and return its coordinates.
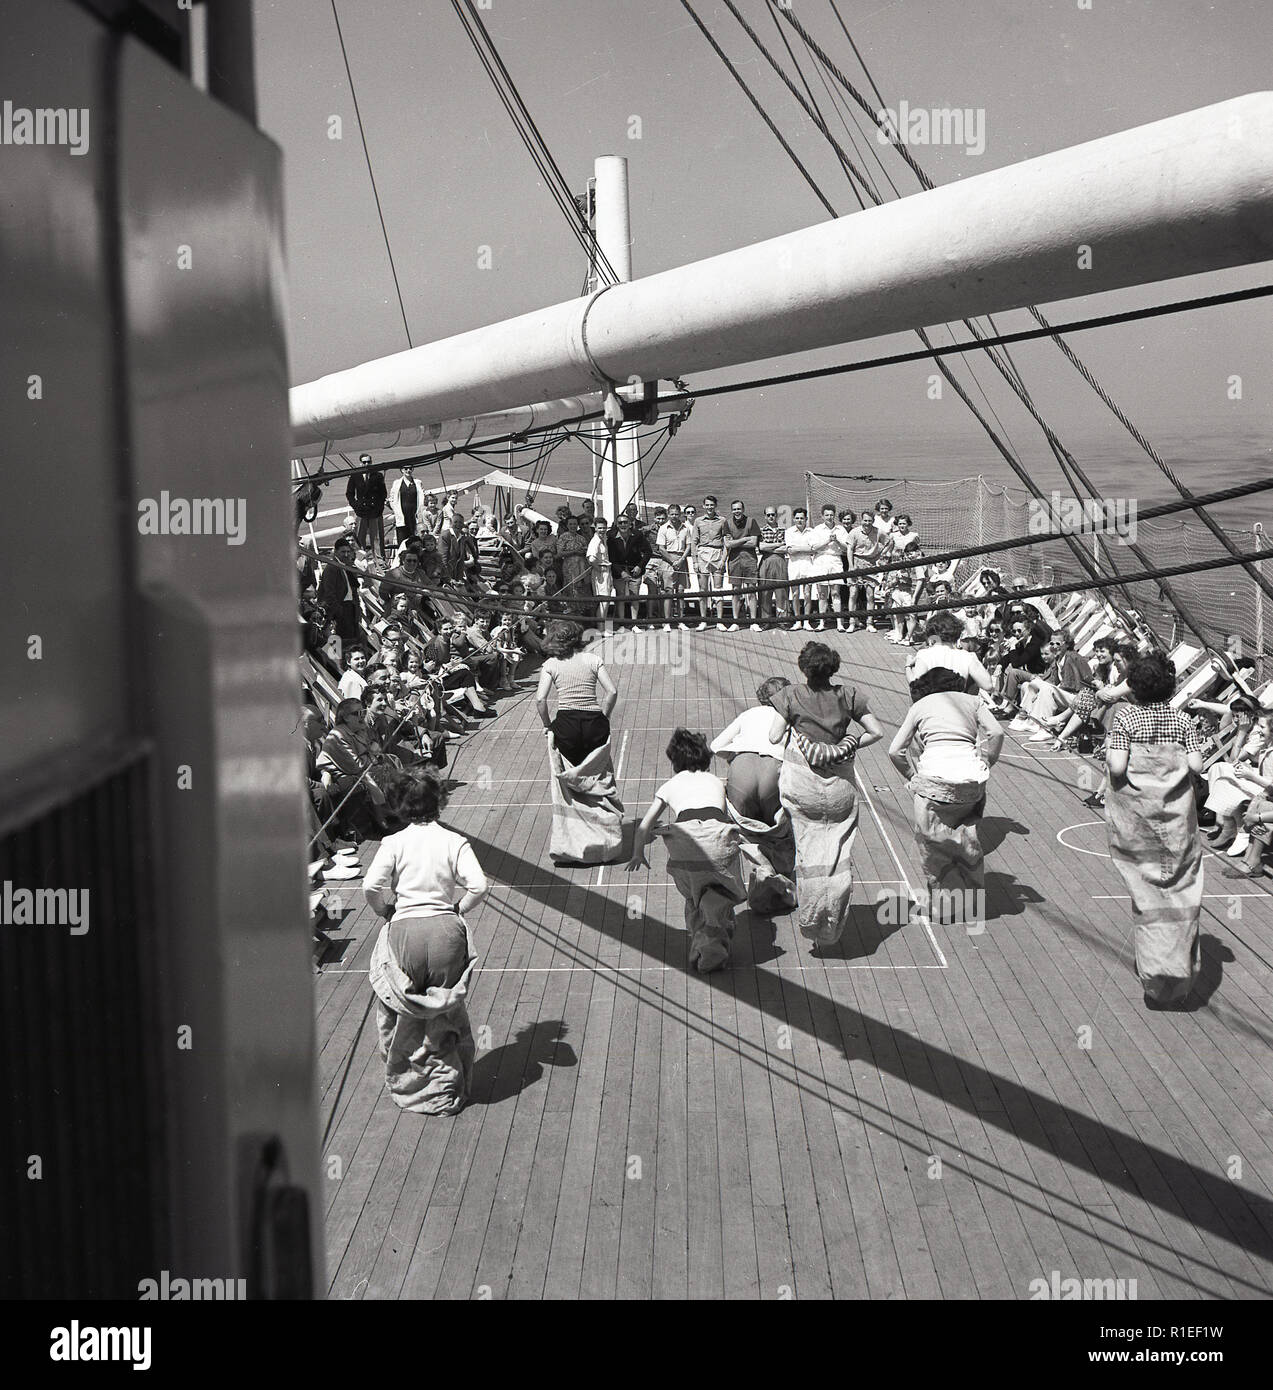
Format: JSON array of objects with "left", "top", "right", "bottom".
[
  {"left": 692, "top": 495, "right": 727, "bottom": 630},
  {"left": 655, "top": 503, "right": 693, "bottom": 629},
  {"left": 724, "top": 498, "right": 762, "bottom": 631}
]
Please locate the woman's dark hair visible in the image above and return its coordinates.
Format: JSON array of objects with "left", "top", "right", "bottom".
[
  {"left": 756, "top": 675, "right": 792, "bottom": 705},
  {"left": 666, "top": 727, "right": 712, "bottom": 773},
  {"left": 1127, "top": 652, "right": 1176, "bottom": 705},
  {"left": 394, "top": 769, "right": 449, "bottom": 823},
  {"left": 797, "top": 641, "right": 840, "bottom": 689},
  {"left": 922, "top": 611, "right": 964, "bottom": 644},
  {"left": 545, "top": 619, "right": 587, "bottom": 658},
  {"left": 910, "top": 666, "right": 968, "bottom": 701}
]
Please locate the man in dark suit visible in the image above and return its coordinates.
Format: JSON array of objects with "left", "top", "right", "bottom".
[
  {"left": 346, "top": 457, "right": 387, "bottom": 558},
  {"left": 608, "top": 515, "right": 652, "bottom": 627},
  {"left": 316, "top": 534, "right": 367, "bottom": 652}
]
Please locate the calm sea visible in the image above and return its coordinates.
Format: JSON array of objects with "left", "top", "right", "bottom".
[{"left": 527, "top": 425, "right": 1273, "bottom": 536}]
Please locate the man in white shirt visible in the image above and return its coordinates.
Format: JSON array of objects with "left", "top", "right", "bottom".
[
  {"left": 655, "top": 503, "right": 693, "bottom": 629},
  {"left": 808, "top": 504, "right": 849, "bottom": 631},
  {"left": 389, "top": 468, "right": 427, "bottom": 545}
]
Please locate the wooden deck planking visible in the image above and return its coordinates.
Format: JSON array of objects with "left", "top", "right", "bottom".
[{"left": 314, "top": 627, "right": 1273, "bottom": 1299}]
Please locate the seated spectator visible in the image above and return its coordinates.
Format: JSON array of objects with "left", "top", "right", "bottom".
[
  {"left": 1014, "top": 631, "right": 1093, "bottom": 740},
  {"left": 379, "top": 544, "right": 430, "bottom": 615},
  {"left": 317, "top": 697, "right": 393, "bottom": 838},
  {"left": 993, "top": 615, "right": 1050, "bottom": 715},
  {"left": 339, "top": 647, "right": 370, "bottom": 700}
]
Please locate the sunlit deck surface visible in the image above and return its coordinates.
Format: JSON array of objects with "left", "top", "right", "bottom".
[{"left": 315, "top": 627, "right": 1273, "bottom": 1299}]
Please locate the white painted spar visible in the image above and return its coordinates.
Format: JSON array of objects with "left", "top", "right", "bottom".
[
  {"left": 290, "top": 394, "right": 601, "bottom": 459},
  {"left": 290, "top": 94, "right": 1273, "bottom": 448}
]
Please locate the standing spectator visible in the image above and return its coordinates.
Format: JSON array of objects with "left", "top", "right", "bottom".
[
  {"left": 655, "top": 503, "right": 693, "bottom": 629},
  {"left": 845, "top": 510, "right": 879, "bottom": 631},
  {"left": 757, "top": 505, "right": 789, "bottom": 625},
  {"left": 809, "top": 503, "right": 849, "bottom": 632},
  {"left": 608, "top": 515, "right": 651, "bottom": 627},
  {"left": 316, "top": 533, "right": 367, "bottom": 652},
  {"left": 724, "top": 499, "right": 763, "bottom": 630},
  {"left": 347, "top": 457, "right": 388, "bottom": 558},
  {"left": 871, "top": 497, "right": 896, "bottom": 547},
  {"left": 587, "top": 516, "right": 614, "bottom": 621},
  {"left": 389, "top": 466, "right": 426, "bottom": 546},
  {"left": 784, "top": 507, "right": 818, "bottom": 630},
  {"left": 692, "top": 495, "right": 728, "bottom": 630},
  {"left": 555, "top": 514, "right": 591, "bottom": 613}
]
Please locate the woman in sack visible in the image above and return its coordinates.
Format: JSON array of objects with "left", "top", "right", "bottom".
[
  {"left": 767, "top": 642, "right": 884, "bottom": 947},
  {"left": 888, "top": 666, "right": 1004, "bottom": 927},
  {"left": 711, "top": 677, "right": 798, "bottom": 915},
  {"left": 627, "top": 728, "right": 747, "bottom": 973},
  {"left": 363, "top": 771, "right": 485, "bottom": 1114},
  {"left": 537, "top": 620, "right": 625, "bottom": 863},
  {"left": 1104, "top": 652, "right": 1205, "bottom": 1009}
]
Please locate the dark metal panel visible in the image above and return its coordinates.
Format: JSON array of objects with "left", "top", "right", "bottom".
[
  {"left": 0, "top": 1, "right": 130, "bottom": 779},
  {"left": 115, "top": 36, "right": 324, "bottom": 1291},
  {"left": 0, "top": 752, "right": 167, "bottom": 1298}
]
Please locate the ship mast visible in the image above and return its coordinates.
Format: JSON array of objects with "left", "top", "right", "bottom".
[{"left": 588, "top": 155, "right": 644, "bottom": 522}]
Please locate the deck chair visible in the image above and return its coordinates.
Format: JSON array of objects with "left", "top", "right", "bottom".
[
  {"left": 1167, "top": 642, "right": 1204, "bottom": 676},
  {"left": 1169, "top": 656, "right": 1225, "bottom": 710}
]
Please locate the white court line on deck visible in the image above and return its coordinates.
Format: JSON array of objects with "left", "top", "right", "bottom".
[
  {"left": 596, "top": 728, "right": 630, "bottom": 887},
  {"left": 853, "top": 774, "right": 948, "bottom": 968},
  {"left": 1056, "top": 820, "right": 1111, "bottom": 858},
  {"left": 318, "top": 964, "right": 948, "bottom": 974}
]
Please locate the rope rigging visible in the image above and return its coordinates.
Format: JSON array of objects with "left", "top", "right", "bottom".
[
  {"left": 450, "top": 0, "right": 622, "bottom": 287},
  {"left": 768, "top": 0, "right": 1273, "bottom": 614},
  {"left": 690, "top": 0, "right": 1132, "bottom": 616},
  {"left": 329, "top": 0, "right": 414, "bottom": 349}
]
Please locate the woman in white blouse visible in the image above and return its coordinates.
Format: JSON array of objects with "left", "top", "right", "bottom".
[
  {"left": 784, "top": 507, "right": 819, "bottom": 631},
  {"left": 363, "top": 771, "right": 486, "bottom": 1114}
]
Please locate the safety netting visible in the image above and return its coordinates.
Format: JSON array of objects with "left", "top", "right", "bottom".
[{"left": 806, "top": 472, "right": 1272, "bottom": 674}]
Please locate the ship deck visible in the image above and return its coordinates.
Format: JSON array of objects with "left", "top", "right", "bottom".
[{"left": 314, "top": 626, "right": 1273, "bottom": 1299}]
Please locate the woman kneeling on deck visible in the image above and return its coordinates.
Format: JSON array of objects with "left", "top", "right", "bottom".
[
  {"left": 363, "top": 772, "right": 485, "bottom": 1114},
  {"left": 1104, "top": 652, "right": 1205, "bottom": 1009},
  {"left": 888, "top": 666, "right": 1004, "bottom": 928},
  {"left": 768, "top": 642, "right": 884, "bottom": 947},
  {"left": 627, "top": 729, "right": 747, "bottom": 973}
]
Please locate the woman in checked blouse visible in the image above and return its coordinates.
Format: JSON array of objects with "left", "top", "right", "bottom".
[{"left": 1104, "top": 652, "right": 1205, "bottom": 1008}]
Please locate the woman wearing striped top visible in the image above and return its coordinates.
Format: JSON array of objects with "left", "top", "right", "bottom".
[{"left": 768, "top": 642, "right": 884, "bottom": 947}]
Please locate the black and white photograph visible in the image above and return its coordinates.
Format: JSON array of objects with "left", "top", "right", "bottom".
[{"left": 3, "top": 0, "right": 1272, "bottom": 1348}]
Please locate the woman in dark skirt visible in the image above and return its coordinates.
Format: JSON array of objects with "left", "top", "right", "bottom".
[{"left": 536, "top": 620, "right": 624, "bottom": 862}]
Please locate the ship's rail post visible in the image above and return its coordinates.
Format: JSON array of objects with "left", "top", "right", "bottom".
[
  {"left": 1256, "top": 523, "right": 1267, "bottom": 683},
  {"left": 975, "top": 477, "right": 985, "bottom": 556}
]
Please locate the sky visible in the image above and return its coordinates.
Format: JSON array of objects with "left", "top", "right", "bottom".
[{"left": 253, "top": 0, "right": 1273, "bottom": 451}]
